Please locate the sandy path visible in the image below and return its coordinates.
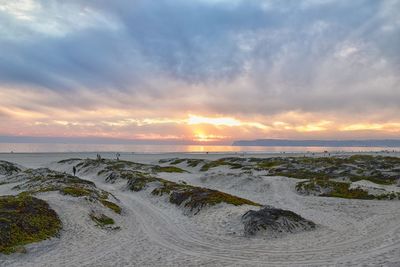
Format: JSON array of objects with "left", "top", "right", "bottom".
[{"left": 83, "top": 180, "right": 400, "bottom": 266}]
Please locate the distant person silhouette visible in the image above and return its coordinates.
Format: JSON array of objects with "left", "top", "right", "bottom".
[{"left": 73, "top": 166, "right": 76, "bottom": 176}]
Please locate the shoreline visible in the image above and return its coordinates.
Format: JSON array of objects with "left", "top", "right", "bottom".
[{"left": 1, "top": 150, "right": 400, "bottom": 169}]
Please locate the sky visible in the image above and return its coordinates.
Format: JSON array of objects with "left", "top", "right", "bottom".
[{"left": 0, "top": 0, "right": 399, "bottom": 144}]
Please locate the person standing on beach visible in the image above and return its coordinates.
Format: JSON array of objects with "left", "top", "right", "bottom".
[{"left": 73, "top": 166, "right": 76, "bottom": 176}]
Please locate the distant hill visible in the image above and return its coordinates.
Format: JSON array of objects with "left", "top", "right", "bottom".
[{"left": 232, "top": 139, "right": 400, "bottom": 147}]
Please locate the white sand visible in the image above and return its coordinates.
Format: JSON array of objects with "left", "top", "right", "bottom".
[
  {"left": 350, "top": 180, "right": 400, "bottom": 194},
  {"left": 0, "top": 152, "right": 399, "bottom": 267}
]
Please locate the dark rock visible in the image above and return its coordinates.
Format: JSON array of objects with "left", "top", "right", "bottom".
[{"left": 242, "top": 206, "right": 316, "bottom": 237}]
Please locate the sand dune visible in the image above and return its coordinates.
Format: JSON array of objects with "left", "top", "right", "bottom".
[{"left": 0, "top": 153, "right": 399, "bottom": 266}]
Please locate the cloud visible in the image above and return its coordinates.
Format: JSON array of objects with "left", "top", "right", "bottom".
[{"left": 0, "top": 0, "right": 399, "bottom": 140}]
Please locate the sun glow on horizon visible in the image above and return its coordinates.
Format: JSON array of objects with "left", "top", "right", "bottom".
[
  {"left": 186, "top": 115, "right": 269, "bottom": 130},
  {"left": 1, "top": 108, "right": 400, "bottom": 141},
  {"left": 187, "top": 115, "right": 242, "bottom": 127},
  {"left": 193, "top": 132, "right": 227, "bottom": 142}
]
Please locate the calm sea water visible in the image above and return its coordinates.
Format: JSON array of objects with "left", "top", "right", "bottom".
[{"left": 0, "top": 143, "right": 399, "bottom": 153}]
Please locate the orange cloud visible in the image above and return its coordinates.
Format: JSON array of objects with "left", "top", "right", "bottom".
[
  {"left": 340, "top": 123, "right": 400, "bottom": 132},
  {"left": 1, "top": 98, "right": 400, "bottom": 142}
]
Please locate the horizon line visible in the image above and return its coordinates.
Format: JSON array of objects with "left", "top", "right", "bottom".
[{"left": 1, "top": 135, "right": 400, "bottom": 146}]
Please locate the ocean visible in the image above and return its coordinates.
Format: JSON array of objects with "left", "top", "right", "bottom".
[{"left": 0, "top": 142, "right": 399, "bottom": 153}]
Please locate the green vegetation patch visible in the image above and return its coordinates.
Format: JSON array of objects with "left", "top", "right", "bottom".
[
  {"left": 76, "top": 159, "right": 148, "bottom": 173},
  {"left": 347, "top": 155, "right": 375, "bottom": 163},
  {"left": 170, "top": 158, "right": 186, "bottom": 165},
  {"left": 126, "top": 171, "right": 157, "bottom": 191},
  {"left": 90, "top": 212, "right": 114, "bottom": 227},
  {"left": 256, "top": 160, "right": 284, "bottom": 169},
  {"left": 61, "top": 186, "right": 92, "bottom": 197},
  {"left": 200, "top": 159, "right": 243, "bottom": 172},
  {"left": 348, "top": 175, "right": 397, "bottom": 185},
  {"left": 13, "top": 169, "right": 108, "bottom": 200},
  {"left": 12, "top": 169, "right": 118, "bottom": 221},
  {"left": 0, "top": 194, "right": 62, "bottom": 254},
  {"left": 169, "top": 188, "right": 260, "bottom": 211},
  {"left": 167, "top": 158, "right": 205, "bottom": 167},
  {"left": 295, "top": 179, "right": 385, "bottom": 200},
  {"left": 271, "top": 169, "right": 331, "bottom": 180},
  {"left": 76, "top": 158, "right": 106, "bottom": 169},
  {"left": 70, "top": 158, "right": 192, "bottom": 180},
  {"left": 100, "top": 200, "right": 121, "bottom": 214},
  {"left": 127, "top": 155, "right": 400, "bottom": 202},
  {"left": 125, "top": 169, "right": 260, "bottom": 213},
  {"left": 153, "top": 166, "right": 187, "bottom": 173},
  {"left": 186, "top": 159, "right": 205, "bottom": 168},
  {"left": 57, "top": 158, "right": 82, "bottom": 164},
  {"left": 152, "top": 179, "right": 261, "bottom": 213},
  {"left": 257, "top": 155, "right": 399, "bottom": 187}
]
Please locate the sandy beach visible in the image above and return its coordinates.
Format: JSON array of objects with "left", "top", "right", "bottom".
[{"left": 0, "top": 152, "right": 399, "bottom": 266}]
